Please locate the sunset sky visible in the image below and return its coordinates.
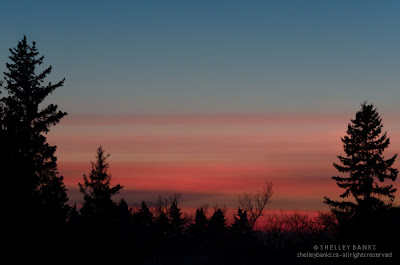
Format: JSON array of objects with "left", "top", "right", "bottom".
[{"left": 1, "top": 1, "right": 400, "bottom": 214}]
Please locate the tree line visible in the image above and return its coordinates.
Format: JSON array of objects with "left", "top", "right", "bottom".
[{"left": 1, "top": 36, "right": 399, "bottom": 263}]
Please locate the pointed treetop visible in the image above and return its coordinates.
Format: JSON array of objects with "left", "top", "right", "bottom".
[{"left": 324, "top": 102, "right": 398, "bottom": 218}]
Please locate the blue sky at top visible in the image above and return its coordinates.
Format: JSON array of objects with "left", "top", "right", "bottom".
[{"left": 1, "top": 0, "right": 400, "bottom": 114}]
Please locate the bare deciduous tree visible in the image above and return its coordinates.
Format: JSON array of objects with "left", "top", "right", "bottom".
[
  {"left": 239, "top": 179, "right": 273, "bottom": 228},
  {"left": 154, "top": 193, "right": 182, "bottom": 215}
]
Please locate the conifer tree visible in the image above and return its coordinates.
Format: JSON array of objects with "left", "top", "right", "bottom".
[
  {"left": 169, "top": 200, "right": 184, "bottom": 236},
  {"left": 154, "top": 211, "right": 170, "bottom": 238},
  {"left": 79, "top": 146, "right": 123, "bottom": 224},
  {"left": 128, "top": 201, "right": 153, "bottom": 250},
  {"left": 67, "top": 204, "right": 81, "bottom": 225},
  {"left": 114, "top": 199, "right": 133, "bottom": 247},
  {"left": 116, "top": 199, "right": 132, "bottom": 226},
  {"left": 231, "top": 208, "right": 252, "bottom": 235},
  {"left": 324, "top": 102, "right": 398, "bottom": 219},
  {"left": 189, "top": 207, "right": 208, "bottom": 237},
  {"left": 133, "top": 201, "right": 153, "bottom": 227},
  {"left": 1, "top": 36, "right": 68, "bottom": 223},
  {"left": 208, "top": 208, "right": 227, "bottom": 234},
  {"left": 206, "top": 208, "right": 228, "bottom": 253},
  {"left": 40, "top": 172, "right": 69, "bottom": 225}
]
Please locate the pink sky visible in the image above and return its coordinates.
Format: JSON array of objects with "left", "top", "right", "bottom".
[{"left": 49, "top": 112, "right": 400, "bottom": 212}]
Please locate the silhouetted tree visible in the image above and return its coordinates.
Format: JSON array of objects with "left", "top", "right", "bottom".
[
  {"left": 113, "top": 199, "right": 133, "bottom": 249},
  {"left": 324, "top": 102, "right": 398, "bottom": 221},
  {"left": 133, "top": 201, "right": 153, "bottom": 227},
  {"left": 263, "top": 211, "right": 329, "bottom": 255},
  {"left": 188, "top": 207, "right": 208, "bottom": 238},
  {"left": 0, "top": 78, "right": 3, "bottom": 133},
  {"left": 231, "top": 208, "right": 252, "bottom": 235},
  {"left": 169, "top": 200, "right": 185, "bottom": 236},
  {"left": 0, "top": 36, "right": 68, "bottom": 231},
  {"left": 239, "top": 179, "right": 273, "bottom": 229},
  {"left": 208, "top": 208, "right": 227, "bottom": 234},
  {"left": 153, "top": 211, "right": 170, "bottom": 240},
  {"left": 115, "top": 199, "right": 132, "bottom": 226},
  {"left": 127, "top": 201, "right": 153, "bottom": 253},
  {"left": 154, "top": 193, "right": 182, "bottom": 213},
  {"left": 64, "top": 204, "right": 82, "bottom": 248},
  {"left": 39, "top": 173, "right": 69, "bottom": 225},
  {"left": 79, "top": 146, "right": 123, "bottom": 225},
  {"left": 67, "top": 204, "right": 80, "bottom": 225},
  {"left": 205, "top": 208, "right": 229, "bottom": 254}
]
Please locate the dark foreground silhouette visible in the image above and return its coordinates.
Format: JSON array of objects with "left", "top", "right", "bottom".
[{"left": 1, "top": 37, "right": 400, "bottom": 264}]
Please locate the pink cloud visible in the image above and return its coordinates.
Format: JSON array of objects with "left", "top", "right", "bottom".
[
  {"left": 59, "top": 112, "right": 352, "bottom": 126},
  {"left": 52, "top": 112, "right": 400, "bottom": 211}
]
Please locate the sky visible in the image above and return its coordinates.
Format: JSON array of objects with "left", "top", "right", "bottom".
[{"left": 1, "top": 1, "right": 400, "bottom": 214}]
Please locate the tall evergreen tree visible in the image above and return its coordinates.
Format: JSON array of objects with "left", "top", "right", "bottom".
[
  {"left": 0, "top": 36, "right": 68, "bottom": 224},
  {"left": 79, "top": 146, "right": 123, "bottom": 224},
  {"left": 324, "top": 102, "right": 398, "bottom": 220}
]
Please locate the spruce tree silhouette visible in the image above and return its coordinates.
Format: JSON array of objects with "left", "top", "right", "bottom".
[
  {"left": 0, "top": 36, "right": 68, "bottom": 247},
  {"left": 114, "top": 199, "right": 133, "bottom": 249},
  {"left": 206, "top": 208, "right": 228, "bottom": 254},
  {"left": 67, "top": 204, "right": 81, "bottom": 225},
  {"left": 188, "top": 207, "right": 208, "bottom": 240},
  {"left": 78, "top": 146, "right": 124, "bottom": 250},
  {"left": 169, "top": 200, "right": 185, "bottom": 237},
  {"left": 208, "top": 209, "right": 227, "bottom": 238},
  {"left": 132, "top": 201, "right": 154, "bottom": 250},
  {"left": 39, "top": 173, "right": 69, "bottom": 225},
  {"left": 115, "top": 198, "right": 132, "bottom": 227},
  {"left": 0, "top": 78, "right": 3, "bottom": 135},
  {"left": 65, "top": 204, "right": 82, "bottom": 248},
  {"left": 229, "top": 208, "right": 262, "bottom": 258},
  {"left": 231, "top": 208, "right": 252, "bottom": 235},
  {"left": 153, "top": 210, "right": 170, "bottom": 252},
  {"left": 324, "top": 102, "right": 398, "bottom": 241},
  {"left": 134, "top": 201, "right": 154, "bottom": 227},
  {"left": 208, "top": 208, "right": 227, "bottom": 234},
  {"left": 79, "top": 146, "right": 123, "bottom": 225}
]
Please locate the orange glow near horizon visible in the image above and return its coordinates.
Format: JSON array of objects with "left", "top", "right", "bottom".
[{"left": 50, "top": 112, "right": 400, "bottom": 212}]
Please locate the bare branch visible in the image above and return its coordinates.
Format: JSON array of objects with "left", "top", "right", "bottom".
[{"left": 239, "top": 179, "right": 273, "bottom": 228}]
